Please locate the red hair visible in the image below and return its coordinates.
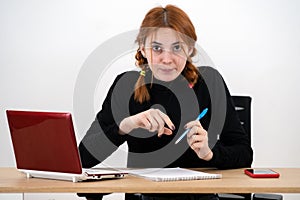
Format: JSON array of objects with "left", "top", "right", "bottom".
[{"left": 134, "top": 5, "right": 199, "bottom": 103}]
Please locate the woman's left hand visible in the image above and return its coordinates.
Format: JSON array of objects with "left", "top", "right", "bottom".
[{"left": 185, "top": 120, "right": 213, "bottom": 161}]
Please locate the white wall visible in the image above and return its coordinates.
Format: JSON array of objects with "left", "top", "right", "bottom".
[{"left": 1, "top": 0, "right": 299, "bottom": 199}]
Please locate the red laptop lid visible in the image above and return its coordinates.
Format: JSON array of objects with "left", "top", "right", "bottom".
[{"left": 6, "top": 110, "right": 82, "bottom": 174}]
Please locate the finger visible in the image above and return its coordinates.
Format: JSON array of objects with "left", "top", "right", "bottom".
[
  {"left": 190, "top": 140, "right": 200, "bottom": 151},
  {"left": 188, "top": 125, "right": 207, "bottom": 139},
  {"left": 184, "top": 120, "right": 202, "bottom": 130},
  {"left": 189, "top": 134, "right": 203, "bottom": 146},
  {"left": 145, "top": 112, "right": 159, "bottom": 132},
  {"left": 149, "top": 120, "right": 159, "bottom": 132},
  {"left": 151, "top": 110, "right": 166, "bottom": 133},
  {"left": 164, "top": 128, "right": 173, "bottom": 135},
  {"left": 191, "top": 141, "right": 202, "bottom": 149},
  {"left": 187, "top": 131, "right": 206, "bottom": 147},
  {"left": 187, "top": 134, "right": 194, "bottom": 145},
  {"left": 158, "top": 127, "right": 173, "bottom": 137},
  {"left": 158, "top": 110, "right": 175, "bottom": 130},
  {"left": 194, "top": 134, "right": 206, "bottom": 143},
  {"left": 136, "top": 115, "right": 152, "bottom": 130},
  {"left": 187, "top": 126, "right": 200, "bottom": 139},
  {"left": 190, "top": 133, "right": 208, "bottom": 151},
  {"left": 157, "top": 128, "right": 164, "bottom": 137}
]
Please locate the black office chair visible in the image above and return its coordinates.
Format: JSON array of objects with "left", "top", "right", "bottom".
[
  {"left": 218, "top": 96, "right": 282, "bottom": 200},
  {"left": 232, "top": 95, "right": 252, "bottom": 146}
]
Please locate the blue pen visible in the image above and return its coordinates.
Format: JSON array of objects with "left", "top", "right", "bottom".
[{"left": 175, "top": 108, "right": 208, "bottom": 144}]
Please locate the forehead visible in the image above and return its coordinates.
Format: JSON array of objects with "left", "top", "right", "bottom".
[{"left": 145, "top": 28, "right": 183, "bottom": 45}]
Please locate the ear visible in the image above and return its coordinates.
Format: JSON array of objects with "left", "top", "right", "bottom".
[
  {"left": 140, "top": 45, "right": 146, "bottom": 57},
  {"left": 188, "top": 47, "right": 194, "bottom": 57}
]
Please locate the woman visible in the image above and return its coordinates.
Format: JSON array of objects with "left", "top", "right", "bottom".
[{"left": 78, "top": 4, "right": 253, "bottom": 200}]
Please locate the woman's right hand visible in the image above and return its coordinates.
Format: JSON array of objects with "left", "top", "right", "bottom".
[{"left": 119, "top": 109, "right": 175, "bottom": 137}]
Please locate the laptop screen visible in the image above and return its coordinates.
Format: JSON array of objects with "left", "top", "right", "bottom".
[{"left": 6, "top": 110, "right": 83, "bottom": 174}]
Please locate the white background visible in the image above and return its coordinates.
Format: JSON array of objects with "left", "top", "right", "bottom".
[{"left": 0, "top": 0, "right": 299, "bottom": 199}]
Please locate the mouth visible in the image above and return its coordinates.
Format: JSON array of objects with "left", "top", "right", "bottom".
[{"left": 158, "top": 68, "right": 176, "bottom": 73}]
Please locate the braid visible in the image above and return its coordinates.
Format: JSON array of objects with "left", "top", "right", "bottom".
[
  {"left": 182, "top": 61, "right": 199, "bottom": 87},
  {"left": 134, "top": 50, "right": 150, "bottom": 103},
  {"left": 135, "top": 49, "right": 147, "bottom": 67}
]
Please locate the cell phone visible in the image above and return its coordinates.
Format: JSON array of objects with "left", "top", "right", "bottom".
[{"left": 244, "top": 168, "right": 280, "bottom": 178}]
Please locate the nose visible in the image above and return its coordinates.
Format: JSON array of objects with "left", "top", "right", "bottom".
[{"left": 160, "top": 50, "right": 173, "bottom": 64}]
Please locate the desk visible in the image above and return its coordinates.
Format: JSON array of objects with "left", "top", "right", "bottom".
[{"left": 0, "top": 168, "right": 299, "bottom": 194}]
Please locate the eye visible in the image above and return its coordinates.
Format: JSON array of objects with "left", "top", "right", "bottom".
[
  {"left": 172, "top": 44, "right": 182, "bottom": 52},
  {"left": 152, "top": 45, "right": 162, "bottom": 53}
]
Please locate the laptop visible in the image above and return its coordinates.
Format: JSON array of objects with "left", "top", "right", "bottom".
[{"left": 6, "top": 110, "right": 127, "bottom": 182}]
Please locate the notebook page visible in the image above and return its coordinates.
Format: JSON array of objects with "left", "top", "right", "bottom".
[{"left": 128, "top": 168, "right": 222, "bottom": 182}]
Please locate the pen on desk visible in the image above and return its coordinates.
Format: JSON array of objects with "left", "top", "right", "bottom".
[{"left": 175, "top": 108, "right": 208, "bottom": 144}]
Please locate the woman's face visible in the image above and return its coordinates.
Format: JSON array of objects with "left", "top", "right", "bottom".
[{"left": 141, "top": 28, "right": 192, "bottom": 82}]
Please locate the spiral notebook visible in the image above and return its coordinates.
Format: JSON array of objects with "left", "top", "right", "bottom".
[{"left": 128, "top": 168, "right": 222, "bottom": 182}]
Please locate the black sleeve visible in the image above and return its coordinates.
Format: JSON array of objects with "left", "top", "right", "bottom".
[
  {"left": 78, "top": 72, "right": 132, "bottom": 168},
  {"left": 200, "top": 67, "right": 253, "bottom": 169}
]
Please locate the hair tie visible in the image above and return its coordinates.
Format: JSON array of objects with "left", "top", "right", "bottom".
[
  {"left": 188, "top": 83, "right": 194, "bottom": 88},
  {"left": 140, "top": 70, "right": 146, "bottom": 77}
]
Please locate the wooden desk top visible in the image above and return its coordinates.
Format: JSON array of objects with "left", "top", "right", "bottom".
[{"left": 0, "top": 168, "right": 299, "bottom": 194}]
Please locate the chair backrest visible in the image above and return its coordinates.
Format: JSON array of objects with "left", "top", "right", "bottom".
[
  {"left": 219, "top": 96, "right": 253, "bottom": 200},
  {"left": 227, "top": 97, "right": 282, "bottom": 200},
  {"left": 231, "top": 96, "right": 252, "bottom": 145}
]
